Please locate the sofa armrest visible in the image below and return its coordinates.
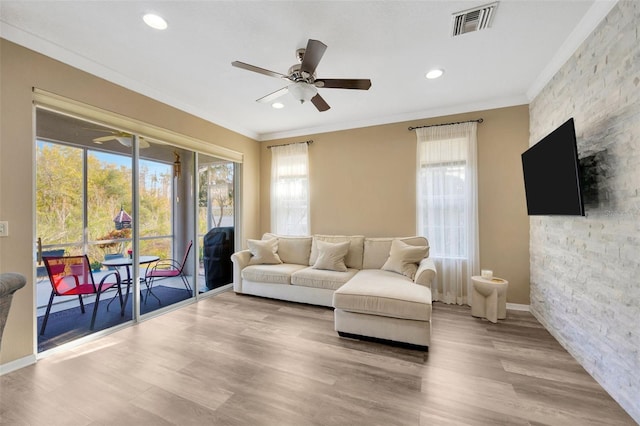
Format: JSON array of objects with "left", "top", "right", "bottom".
[
  {"left": 0, "top": 273, "right": 27, "bottom": 299},
  {"left": 1, "top": 273, "right": 27, "bottom": 345},
  {"left": 231, "top": 249, "right": 252, "bottom": 293},
  {"left": 414, "top": 257, "right": 436, "bottom": 287}
]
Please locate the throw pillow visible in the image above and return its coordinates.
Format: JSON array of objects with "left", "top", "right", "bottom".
[
  {"left": 309, "top": 235, "right": 365, "bottom": 270},
  {"left": 381, "top": 239, "right": 428, "bottom": 279},
  {"left": 312, "top": 240, "right": 350, "bottom": 272},
  {"left": 247, "top": 238, "right": 282, "bottom": 265},
  {"left": 274, "top": 236, "right": 313, "bottom": 265}
]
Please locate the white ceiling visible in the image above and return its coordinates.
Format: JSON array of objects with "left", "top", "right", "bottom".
[{"left": 0, "top": 1, "right": 616, "bottom": 140}]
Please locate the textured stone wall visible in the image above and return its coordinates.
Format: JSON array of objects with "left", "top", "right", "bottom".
[{"left": 529, "top": 1, "right": 639, "bottom": 422}]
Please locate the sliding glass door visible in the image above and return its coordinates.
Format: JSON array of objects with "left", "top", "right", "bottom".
[
  {"left": 35, "top": 109, "right": 138, "bottom": 351},
  {"left": 34, "top": 108, "right": 198, "bottom": 352},
  {"left": 197, "top": 155, "right": 235, "bottom": 294}
]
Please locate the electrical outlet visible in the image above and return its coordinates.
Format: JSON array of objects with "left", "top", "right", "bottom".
[{"left": 0, "top": 221, "right": 8, "bottom": 237}]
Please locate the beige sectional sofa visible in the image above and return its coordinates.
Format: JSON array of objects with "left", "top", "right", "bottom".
[{"left": 231, "top": 234, "right": 436, "bottom": 350}]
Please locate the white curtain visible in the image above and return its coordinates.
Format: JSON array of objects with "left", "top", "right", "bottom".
[
  {"left": 270, "top": 143, "right": 310, "bottom": 236},
  {"left": 416, "top": 122, "right": 479, "bottom": 305}
]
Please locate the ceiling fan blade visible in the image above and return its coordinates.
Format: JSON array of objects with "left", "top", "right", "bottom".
[
  {"left": 300, "top": 39, "right": 327, "bottom": 75},
  {"left": 256, "top": 87, "right": 289, "bottom": 103},
  {"left": 93, "top": 132, "right": 148, "bottom": 148},
  {"left": 315, "top": 78, "right": 372, "bottom": 90},
  {"left": 232, "top": 61, "right": 288, "bottom": 79},
  {"left": 311, "top": 93, "right": 330, "bottom": 112}
]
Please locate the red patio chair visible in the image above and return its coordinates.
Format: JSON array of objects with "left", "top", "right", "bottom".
[
  {"left": 40, "top": 255, "right": 123, "bottom": 335},
  {"left": 144, "top": 240, "right": 193, "bottom": 303}
]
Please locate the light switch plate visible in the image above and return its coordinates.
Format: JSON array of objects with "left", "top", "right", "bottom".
[{"left": 0, "top": 221, "right": 8, "bottom": 237}]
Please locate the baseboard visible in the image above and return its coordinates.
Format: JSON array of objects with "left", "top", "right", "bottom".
[
  {"left": 506, "top": 303, "right": 530, "bottom": 311},
  {"left": 0, "top": 354, "right": 36, "bottom": 375},
  {"left": 201, "top": 283, "right": 232, "bottom": 296}
]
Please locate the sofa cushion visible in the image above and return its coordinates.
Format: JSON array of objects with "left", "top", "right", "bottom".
[
  {"left": 382, "top": 239, "right": 429, "bottom": 280},
  {"left": 247, "top": 238, "right": 282, "bottom": 265},
  {"left": 333, "top": 269, "right": 432, "bottom": 322},
  {"left": 363, "top": 236, "right": 430, "bottom": 270},
  {"left": 262, "top": 233, "right": 312, "bottom": 265},
  {"left": 241, "top": 263, "right": 307, "bottom": 285},
  {"left": 312, "top": 240, "right": 350, "bottom": 272},
  {"left": 309, "top": 235, "right": 365, "bottom": 270},
  {"left": 291, "top": 267, "right": 358, "bottom": 290}
]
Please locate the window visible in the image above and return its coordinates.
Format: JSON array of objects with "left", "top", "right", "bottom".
[
  {"left": 270, "top": 142, "right": 310, "bottom": 236},
  {"left": 416, "top": 123, "right": 479, "bottom": 305}
]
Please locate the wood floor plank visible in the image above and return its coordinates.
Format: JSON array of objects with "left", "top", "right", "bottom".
[{"left": 0, "top": 291, "right": 635, "bottom": 425}]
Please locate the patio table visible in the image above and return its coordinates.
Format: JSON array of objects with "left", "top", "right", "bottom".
[{"left": 102, "top": 255, "right": 160, "bottom": 313}]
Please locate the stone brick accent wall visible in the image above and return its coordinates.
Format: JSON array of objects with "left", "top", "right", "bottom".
[{"left": 529, "top": 1, "right": 639, "bottom": 422}]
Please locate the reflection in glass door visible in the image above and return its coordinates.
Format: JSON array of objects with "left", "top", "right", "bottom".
[{"left": 197, "top": 154, "right": 235, "bottom": 293}]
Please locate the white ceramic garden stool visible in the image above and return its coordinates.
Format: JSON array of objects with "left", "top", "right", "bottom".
[{"left": 471, "top": 276, "right": 508, "bottom": 323}]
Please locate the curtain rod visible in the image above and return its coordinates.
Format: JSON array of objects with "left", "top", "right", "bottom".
[
  {"left": 267, "top": 140, "right": 314, "bottom": 149},
  {"left": 408, "top": 118, "right": 483, "bottom": 131}
]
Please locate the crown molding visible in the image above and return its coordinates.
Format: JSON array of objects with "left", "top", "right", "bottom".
[
  {"left": 0, "top": 22, "right": 259, "bottom": 141},
  {"left": 257, "top": 95, "right": 529, "bottom": 141}
]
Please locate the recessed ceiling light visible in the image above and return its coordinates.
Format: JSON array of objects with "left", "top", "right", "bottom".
[
  {"left": 143, "top": 13, "right": 168, "bottom": 30},
  {"left": 272, "top": 102, "right": 285, "bottom": 109},
  {"left": 426, "top": 69, "right": 444, "bottom": 79}
]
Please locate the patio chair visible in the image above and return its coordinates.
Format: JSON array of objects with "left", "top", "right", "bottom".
[
  {"left": 40, "top": 255, "right": 123, "bottom": 335},
  {"left": 36, "top": 249, "right": 66, "bottom": 281},
  {"left": 144, "top": 240, "right": 193, "bottom": 303}
]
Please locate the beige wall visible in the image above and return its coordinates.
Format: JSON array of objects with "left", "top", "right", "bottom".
[
  {"left": 260, "top": 105, "right": 530, "bottom": 304},
  {"left": 0, "top": 37, "right": 531, "bottom": 366},
  {"left": 0, "top": 40, "right": 261, "bottom": 365}
]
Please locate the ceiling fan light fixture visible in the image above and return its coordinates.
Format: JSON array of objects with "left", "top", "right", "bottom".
[
  {"left": 232, "top": 39, "right": 371, "bottom": 112},
  {"left": 426, "top": 69, "right": 444, "bottom": 79},
  {"left": 288, "top": 82, "right": 317, "bottom": 104},
  {"left": 143, "top": 13, "right": 168, "bottom": 30},
  {"left": 116, "top": 136, "right": 133, "bottom": 147}
]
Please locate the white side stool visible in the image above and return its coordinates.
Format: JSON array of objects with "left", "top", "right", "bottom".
[{"left": 471, "top": 276, "right": 508, "bottom": 323}]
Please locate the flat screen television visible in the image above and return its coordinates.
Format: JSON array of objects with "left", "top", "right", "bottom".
[{"left": 521, "top": 118, "right": 585, "bottom": 216}]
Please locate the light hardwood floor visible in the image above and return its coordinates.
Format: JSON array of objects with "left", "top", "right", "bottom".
[{"left": 1, "top": 291, "right": 635, "bottom": 425}]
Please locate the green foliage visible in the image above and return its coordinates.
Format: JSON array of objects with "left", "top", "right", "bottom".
[
  {"left": 37, "top": 142, "right": 173, "bottom": 259},
  {"left": 198, "top": 162, "right": 234, "bottom": 230},
  {"left": 139, "top": 238, "right": 171, "bottom": 259},
  {"left": 97, "top": 228, "right": 132, "bottom": 254},
  {"left": 37, "top": 141, "right": 234, "bottom": 263},
  {"left": 87, "top": 152, "right": 132, "bottom": 241},
  {"left": 36, "top": 144, "right": 84, "bottom": 243}
]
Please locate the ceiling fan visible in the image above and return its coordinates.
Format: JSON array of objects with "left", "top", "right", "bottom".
[
  {"left": 92, "top": 130, "right": 150, "bottom": 148},
  {"left": 232, "top": 39, "right": 372, "bottom": 112}
]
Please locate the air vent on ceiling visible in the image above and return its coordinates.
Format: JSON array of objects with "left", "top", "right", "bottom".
[{"left": 452, "top": 2, "right": 498, "bottom": 37}]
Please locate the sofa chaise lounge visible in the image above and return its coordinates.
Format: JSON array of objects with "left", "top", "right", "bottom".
[{"left": 231, "top": 234, "right": 436, "bottom": 350}]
